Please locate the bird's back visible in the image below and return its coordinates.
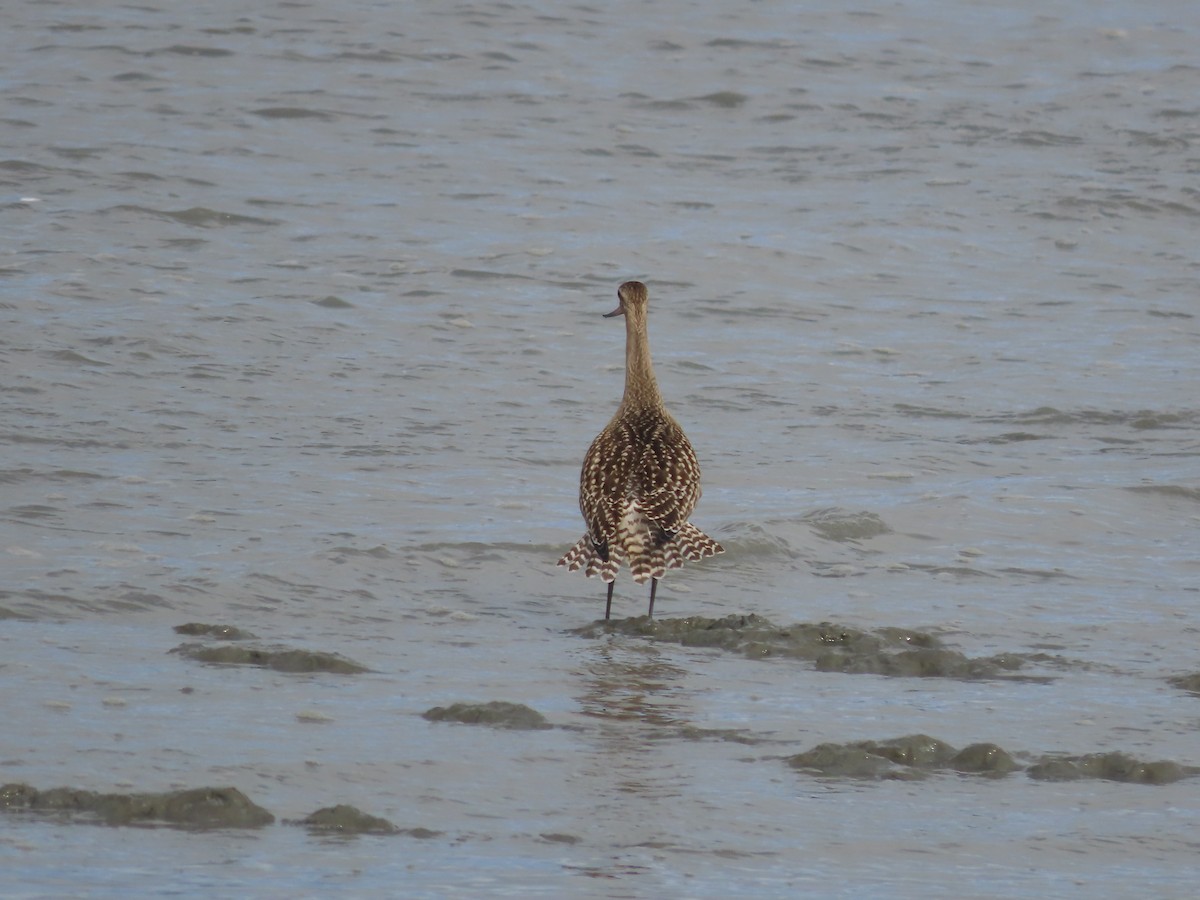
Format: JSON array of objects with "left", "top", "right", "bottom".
[{"left": 576, "top": 404, "right": 709, "bottom": 584}]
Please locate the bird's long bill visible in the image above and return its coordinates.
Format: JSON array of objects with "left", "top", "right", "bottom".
[{"left": 602, "top": 303, "right": 625, "bottom": 318}]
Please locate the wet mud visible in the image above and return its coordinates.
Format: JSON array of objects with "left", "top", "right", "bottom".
[
  {"left": 1024, "top": 753, "right": 1197, "bottom": 784},
  {"left": 574, "top": 614, "right": 1035, "bottom": 680},
  {"left": 171, "top": 638, "right": 369, "bottom": 675},
  {"left": 168, "top": 622, "right": 369, "bottom": 673},
  {"left": 785, "top": 735, "right": 1198, "bottom": 784},
  {"left": 295, "top": 805, "right": 402, "bottom": 836},
  {"left": 1, "top": 784, "right": 424, "bottom": 837},
  {"left": 0, "top": 784, "right": 274, "bottom": 829},
  {"left": 422, "top": 701, "right": 552, "bottom": 730}
]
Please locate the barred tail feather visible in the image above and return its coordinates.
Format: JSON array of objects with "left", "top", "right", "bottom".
[
  {"left": 627, "top": 522, "right": 723, "bottom": 585},
  {"left": 558, "top": 534, "right": 619, "bottom": 583},
  {"left": 561, "top": 523, "right": 722, "bottom": 586},
  {"left": 675, "top": 522, "right": 724, "bottom": 562}
]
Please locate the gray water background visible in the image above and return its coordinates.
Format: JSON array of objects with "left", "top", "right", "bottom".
[{"left": 2, "top": 0, "right": 1199, "bottom": 896}]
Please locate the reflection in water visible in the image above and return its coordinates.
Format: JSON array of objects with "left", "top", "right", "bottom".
[
  {"left": 565, "top": 635, "right": 785, "bottom": 880},
  {"left": 577, "top": 638, "right": 691, "bottom": 728},
  {"left": 572, "top": 634, "right": 694, "bottom": 837}
]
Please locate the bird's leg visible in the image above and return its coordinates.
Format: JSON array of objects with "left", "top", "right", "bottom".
[
  {"left": 647, "top": 577, "right": 658, "bottom": 619},
  {"left": 604, "top": 580, "right": 614, "bottom": 620}
]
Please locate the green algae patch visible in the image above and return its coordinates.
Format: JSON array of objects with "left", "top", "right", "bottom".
[
  {"left": 293, "top": 806, "right": 442, "bottom": 838},
  {"left": 951, "top": 743, "right": 1019, "bottom": 775},
  {"left": 786, "top": 738, "right": 1191, "bottom": 784},
  {"left": 574, "top": 614, "right": 1027, "bottom": 680},
  {"left": 787, "top": 742, "right": 922, "bottom": 780},
  {"left": 787, "top": 734, "right": 962, "bottom": 780},
  {"left": 173, "top": 622, "right": 257, "bottom": 640},
  {"left": 1026, "top": 752, "right": 1198, "bottom": 785},
  {"left": 856, "top": 734, "right": 958, "bottom": 767},
  {"left": 171, "top": 643, "right": 369, "bottom": 674},
  {"left": 1167, "top": 672, "right": 1200, "bottom": 696},
  {"left": 815, "top": 646, "right": 1025, "bottom": 679},
  {"left": 296, "top": 804, "right": 399, "bottom": 835},
  {"left": 0, "top": 783, "right": 273, "bottom": 829},
  {"left": 422, "top": 700, "right": 550, "bottom": 730},
  {"left": 786, "top": 735, "right": 1018, "bottom": 780}
]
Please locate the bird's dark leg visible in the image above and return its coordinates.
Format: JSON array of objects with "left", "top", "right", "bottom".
[
  {"left": 604, "top": 580, "right": 614, "bottom": 620},
  {"left": 647, "top": 577, "right": 658, "bottom": 619}
]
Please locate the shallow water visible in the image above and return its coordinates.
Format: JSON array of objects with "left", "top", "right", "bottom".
[{"left": 3, "top": 0, "right": 1200, "bottom": 896}]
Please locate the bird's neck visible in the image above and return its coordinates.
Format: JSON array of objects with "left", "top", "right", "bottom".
[{"left": 620, "top": 314, "right": 663, "bottom": 411}]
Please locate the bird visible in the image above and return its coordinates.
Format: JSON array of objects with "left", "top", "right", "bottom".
[{"left": 558, "top": 280, "right": 723, "bottom": 619}]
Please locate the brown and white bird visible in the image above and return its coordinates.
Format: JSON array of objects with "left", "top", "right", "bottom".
[{"left": 559, "top": 280, "right": 723, "bottom": 619}]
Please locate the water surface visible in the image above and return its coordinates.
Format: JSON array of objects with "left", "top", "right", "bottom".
[{"left": 2, "top": 0, "right": 1199, "bottom": 896}]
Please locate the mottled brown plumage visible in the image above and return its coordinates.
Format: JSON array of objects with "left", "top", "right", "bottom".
[{"left": 559, "top": 281, "right": 723, "bottom": 618}]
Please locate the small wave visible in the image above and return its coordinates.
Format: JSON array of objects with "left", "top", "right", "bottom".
[
  {"left": 1125, "top": 484, "right": 1200, "bottom": 503},
  {"left": 100, "top": 205, "right": 278, "bottom": 228},
  {"left": 803, "top": 508, "right": 891, "bottom": 542}
]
